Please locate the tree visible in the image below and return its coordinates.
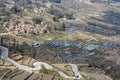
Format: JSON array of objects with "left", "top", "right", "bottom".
[
  {"left": 0, "top": 36, "right": 4, "bottom": 45},
  {"left": 32, "top": 17, "right": 43, "bottom": 24},
  {"left": 33, "top": 47, "right": 37, "bottom": 58},
  {"left": 11, "top": 6, "right": 21, "bottom": 14},
  {"left": 53, "top": 16, "right": 59, "bottom": 22},
  {"left": 40, "top": 65, "right": 48, "bottom": 74},
  {"left": 61, "top": 23, "right": 65, "bottom": 31},
  {"left": 12, "top": 38, "right": 17, "bottom": 50},
  {"left": 16, "top": 41, "right": 19, "bottom": 51}
]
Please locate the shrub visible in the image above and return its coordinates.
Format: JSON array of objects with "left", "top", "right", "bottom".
[
  {"left": 40, "top": 65, "right": 60, "bottom": 76},
  {"left": 32, "top": 17, "right": 43, "bottom": 24}
]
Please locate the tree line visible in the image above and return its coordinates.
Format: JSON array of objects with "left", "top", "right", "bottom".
[{"left": 0, "top": 36, "right": 37, "bottom": 58}]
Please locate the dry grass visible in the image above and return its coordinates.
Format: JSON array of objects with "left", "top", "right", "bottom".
[
  {"left": 52, "top": 64, "right": 74, "bottom": 76},
  {"left": 74, "top": 30, "right": 120, "bottom": 43}
]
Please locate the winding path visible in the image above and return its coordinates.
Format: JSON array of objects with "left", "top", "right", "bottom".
[{"left": 0, "top": 46, "right": 82, "bottom": 79}]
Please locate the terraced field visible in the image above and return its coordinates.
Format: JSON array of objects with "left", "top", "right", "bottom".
[
  {"left": 1, "top": 69, "right": 71, "bottom": 80},
  {"left": 9, "top": 53, "right": 37, "bottom": 67},
  {"left": 0, "top": 49, "right": 113, "bottom": 80},
  {"left": 0, "top": 53, "right": 71, "bottom": 80}
]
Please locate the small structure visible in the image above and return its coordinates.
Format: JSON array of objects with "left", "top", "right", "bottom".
[
  {"left": 33, "top": 41, "right": 40, "bottom": 47},
  {"left": 84, "top": 44, "right": 99, "bottom": 51},
  {"left": 75, "top": 43, "right": 82, "bottom": 49},
  {"left": 64, "top": 41, "right": 71, "bottom": 47},
  {"left": 88, "top": 52, "right": 95, "bottom": 56}
]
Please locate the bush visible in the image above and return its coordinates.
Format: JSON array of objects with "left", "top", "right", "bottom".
[
  {"left": 40, "top": 65, "right": 60, "bottom": 76},
  {"left": 53, "top": 16, "right": 59, "bottom": 22},
  {"left": 32, "top": 17, "right": 43, "bottom": 24},
  {"left": 11, "top": 6, "right": 21, "bottom": 14},
  {"left": 40, "top": 65, "right": 48, "bottom": 74}
]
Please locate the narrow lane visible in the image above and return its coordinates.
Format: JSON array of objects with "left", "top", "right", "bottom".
[{"left": 0, "top": 46, "right": 82, "bottom": 79}]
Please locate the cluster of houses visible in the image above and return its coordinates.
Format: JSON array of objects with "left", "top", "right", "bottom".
[{"left": 5, "top": 21, "right": 50, "bottom": 35}]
